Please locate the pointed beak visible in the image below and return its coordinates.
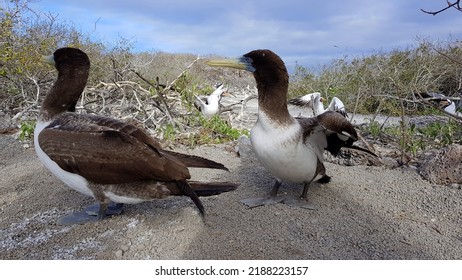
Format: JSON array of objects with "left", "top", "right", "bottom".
[
  {"left": 42, "top": 54, "right": 55, "bottom": 66},
  {"left": 206, "top": 56, "right": 256, "bottom": 72},
  {"left": 440, "top": 100, "right": 450, "bottom": 107}
]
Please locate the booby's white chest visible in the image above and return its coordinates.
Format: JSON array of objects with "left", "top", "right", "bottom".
[
  {"left": 250, "top": 114, "right": 320, "bottom": 183},
  {"left": 34, "top": 120, "right": 94, "bottom": 198}
]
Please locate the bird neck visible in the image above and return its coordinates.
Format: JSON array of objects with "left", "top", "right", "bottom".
[
  {"left": 313, "top": 96, "right": 325, "bottom": 115},
  {"left": 255, "top": 70, "right": 293, "bottom": 125},
  {"left": 40, "top": 66, "right": 89, "bottom": 120},
  {"left": 208, "top": 94, "right": 221, "bottom": 105}
]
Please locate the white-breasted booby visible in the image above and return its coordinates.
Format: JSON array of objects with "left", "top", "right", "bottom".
[
  {"left": 194, "top": 84, "right": 231, "bottom": 118},
  {"left": 34, "top": 47, "right": 237, "bottom": 224},
  {"left": 289, "top": 93, "right": 347, "bottom": 117},
  {"left": 415, "top": 92, "right": 461, "bottom": 116},
  {"left": 207, "top": 49, "right": 375, "bottom": 208},
  {"left": 326, "top": 97, "right": 347, "bottom": 117},
  {"left": 288, "top": 92, "right": 323, "bottom": 107}
]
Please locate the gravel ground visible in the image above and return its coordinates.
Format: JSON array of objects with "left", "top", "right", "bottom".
[{"left": 1, "top": 131, "right": 461, "bottom": 259}]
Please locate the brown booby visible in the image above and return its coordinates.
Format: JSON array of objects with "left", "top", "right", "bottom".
[
  {"left": 34, "top": 47, "right": 237, "bottom": 224},
  {"left": 207, "top": 49, "right": 375, "bottom": 208}
]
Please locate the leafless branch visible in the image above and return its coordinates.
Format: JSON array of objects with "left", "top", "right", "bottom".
[
  {"left": 375, "top": 94, "right": 462, "bottom": 122},
  {"left": 130, "top": 69, "right": 176, "bottom": 126},
  {"left": 432, "top": 47, "right": 462, "bottom": 67},
  {"left": 130, "top": 56, "right": 201, "bottom": 127},
  {"left": 421, "top": 0, "right": 462, "bottom": 16}
]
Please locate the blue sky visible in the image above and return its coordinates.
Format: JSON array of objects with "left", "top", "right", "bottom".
[{"left": 23, "top": 0, "right": 462, "bottom": 69}]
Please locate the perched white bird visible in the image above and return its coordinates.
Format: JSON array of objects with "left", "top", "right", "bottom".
[
  {"left": 288, "top": 92, "right": 323, "bottom": 107},
  {"left": 416, "top": 92, "right": 461, "bottom": 116},
  {"left": 289, "top": 93, "right": 347, "bottom": 117},
  {"left": 326, "top": 97, "right": 347, "bottom": 117},
  {"left": 194, "top": 84, "right": 227, "bottom": 118}
]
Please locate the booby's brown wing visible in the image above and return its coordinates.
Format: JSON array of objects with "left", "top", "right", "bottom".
[
  {"left": 295, "top": 116, "right": 327, "bottom": 160},
  {"left": 315, "top": 111, "right": 357, "bottom": 156},
  {"left": 162, "top": 150, "right": 228, "bottom": 171},
  {"left": 38, "top": 113, "right": 190, "bottom": 184},
  {"left": 315, "top": 111, "right": 381, "bottom": 157},
  {"left": 59, "top": 113, "right": 164, "bottom": 149},
  {"left": 316, "top": 111, "right": 357, "bottom": 141},
  {"left": 52, "top": 113, "right": 229, "bottom": 171}
]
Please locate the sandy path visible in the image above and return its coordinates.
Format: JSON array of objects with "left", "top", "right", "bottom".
[{"left": 1, "top": 133, "right": 461, "bottom": 259}]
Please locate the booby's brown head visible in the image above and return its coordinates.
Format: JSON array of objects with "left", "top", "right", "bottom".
[
  {"left": 41, "top": 47, "right": 90, "bottom": 119},
  {"left": 207, "top": 49, "right": 288, "bottom": 92},
  {"left": 207, "top": 49, "right": 291, "bottom": 124},
  {"left": 43, "top": 47, "right": 90, "bottom": 72}
]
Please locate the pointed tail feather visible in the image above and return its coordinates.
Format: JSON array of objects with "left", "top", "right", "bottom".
[
  {"left": 163, "top": 150, "right": 229, "bottom": 171},
  {"left": 188, "top": 181, "right": 238, "bottom": 196},
  {"left": 346, "top": 145, "right": 379, "bottom": 157},
  {"left": 175, "top": 180, "right": 205, "bottom": 216}
]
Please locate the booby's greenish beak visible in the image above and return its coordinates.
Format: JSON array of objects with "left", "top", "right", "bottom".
[
  {"left": 206, "top": 57, "right": 256, "bottom": 72},
  {"left": 42, "top": 54, "right": 55, "bottom": 66},
  {"left": 222, "top": 91, "right": 236, "bottom": 98}
]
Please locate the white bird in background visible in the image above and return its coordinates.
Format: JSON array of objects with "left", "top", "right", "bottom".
[
  {"left": 289, "top": 92, "right": 347, "bottom": 117},
  {"left": 194, "top": 84, "right": 228, "bottom": 118},
  {"left": 416, "top": 92, "right": 461, "bottom": 116},
  {"left": 288, "top": 92, "right": 323, "bottom": 107},
  {"left": 326, "top": 97, "right": 347, "bottom": 117},
  {"left": 445, "top": 101, "right": 457, "bottom": 115}
]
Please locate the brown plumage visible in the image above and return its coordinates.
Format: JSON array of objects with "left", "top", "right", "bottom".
[
  {"left": 34, "top": 47, "right": 237, "bottom": 224},
  {"left": 207, "top": 49, "right": 376, "bottom": 208}
]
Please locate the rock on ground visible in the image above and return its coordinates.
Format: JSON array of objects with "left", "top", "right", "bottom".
[{"left": 419, "top": 144, "right": 462, "bottom": 185}]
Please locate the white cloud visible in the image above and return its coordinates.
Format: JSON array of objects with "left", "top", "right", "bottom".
[{"left": 26, "top": 0, "right": 462, "bottom": 68}]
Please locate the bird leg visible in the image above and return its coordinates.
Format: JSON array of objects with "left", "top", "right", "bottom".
[
  {"left": 56, "top": 202, "right": 124, "bottom": 225},
  {"left": 240, "top": 179, "right": 286, "bottom": 208},
  {"left": 282, "top": 182, "right": 316, "bottom": 210},
  {"left": 315, "top": 159, "right": 331, "bottom": 184},
  {"left": 269, "top": 179, "right": 282, "bottom": 196},
  {"left": 84, "top": 202, "right": 124, "bottom": 217}
]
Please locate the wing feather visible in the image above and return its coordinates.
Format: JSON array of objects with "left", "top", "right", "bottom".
[{"left": 38, "top": 114, "right": 190, "bottom": 184}]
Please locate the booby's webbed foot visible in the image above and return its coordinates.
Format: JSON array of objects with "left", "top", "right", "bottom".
[
  {"left": 240, "top": 195, "right": 286, "bottom": 208},
  {"left": 317, "top": 174, "right": 331, "bottom": 184},
  {"left": 282, "top": 196, "right": 316, "bottom": 209},
  {"left": 56, "top": 203, "right": 124, "bottom": 226},
  {"left": 240, "top": 179, "right": 286, "bottom": 208},
  {"left": 57, "top": 211, "right": 102, "bottom": 225},
  {"left": 84, "top": 202, "right": 124, "bottom": 216}
]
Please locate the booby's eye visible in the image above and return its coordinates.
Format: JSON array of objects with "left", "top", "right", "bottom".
[
  {"left": 239, "top": 56, "right": 256, "bottom": 72},
  {"left": 240, "top": 56, "right": 253, "bottom": 64}
]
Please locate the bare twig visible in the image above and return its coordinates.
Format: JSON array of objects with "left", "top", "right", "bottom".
[
  {"left": 131, "top": 69, "right": 176, "bottom": 126},
  {"left": 375, "top": 93, "right": 462, "bottom": 122},
  {"left": 432, "top": 47, "right": 462, "bottom": 67},
  {"left": 29, "top": 75, "right": 41, "bottom": 106},
  {"left": 162, "top": 56, "right": 201, "bottom": 93},
  {"left": 130, "top": 56, "right": 201, "bottom": 127},
  {"left": 421, "top": 0, "right": 462, "bottom": 15}
]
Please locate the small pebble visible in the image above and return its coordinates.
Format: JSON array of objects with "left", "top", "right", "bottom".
[{"left": 115, "top": 250, "right": 123, "bottom": 258}]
